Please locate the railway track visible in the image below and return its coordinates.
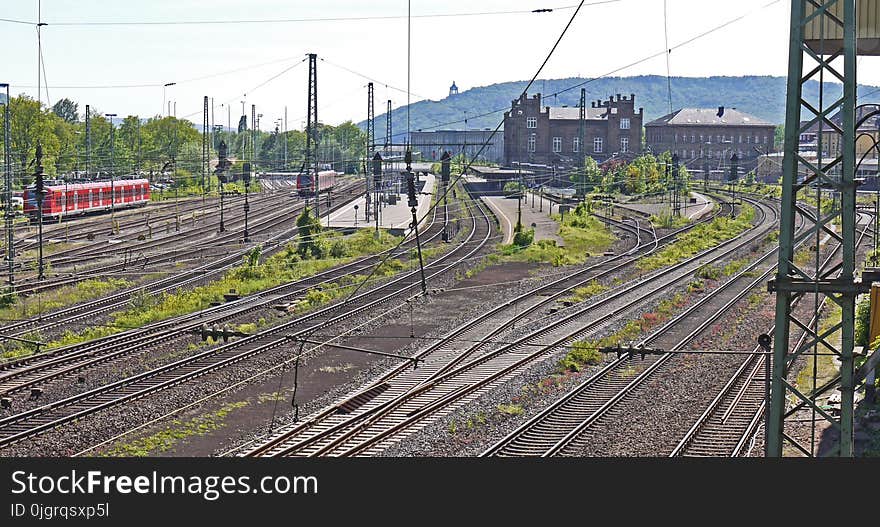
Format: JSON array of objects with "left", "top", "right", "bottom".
[
  {"left": 484, "top": 209, "right": 864, "bottom": 457},
  {"left": 0, "top": 190, "right": 492, "bottom": 450},
  {"left": 240, "top": 197, "right": 776, "bottom": 457},
  {"left": 668, "top": 224, "right": 867, "bottom": 457},
  {"left": 0, "top": 183, "right": 365, "bottom": 337},
  {"left": 6, "top": 183, "right": 361, "bottom": 297},
  {"left": 0, "top": 202, "right": 445, "bottom": 398}
]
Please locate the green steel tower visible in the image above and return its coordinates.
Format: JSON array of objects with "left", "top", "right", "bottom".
[{"left": 769, "top": 0, "right": 865, "bottom": 457}]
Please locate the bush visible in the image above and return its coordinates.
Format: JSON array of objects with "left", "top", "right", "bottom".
[
  {"left": 330, "top": 239, "right": 349, "bottom": 258},
  {"left": 503, "top": 181, "right": 524, "bottom": 197},
  {"left": 559, "top": 341, "right": 603, "bottom": 372},
  {"left": 855, "top": 294, "right": 871, "bottom": 347},
  {"left": 695, "top": 265, "right": 721, "bottom": 280},
  {"left": 512, "top": 228, "right": 534, "bottom": 248}
]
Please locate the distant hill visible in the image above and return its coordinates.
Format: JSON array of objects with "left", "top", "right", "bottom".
[{"left": 362, "top": 75, "right": 880, "bottom": 141}]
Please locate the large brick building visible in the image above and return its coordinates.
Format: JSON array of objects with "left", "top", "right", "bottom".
[
  {"left": 645, "top": 107, "right": 776, "bottom": 174},
  {"left": 503, "top": 93, "right": 643, "bottom": 168}
]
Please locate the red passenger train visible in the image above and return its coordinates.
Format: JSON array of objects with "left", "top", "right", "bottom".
[
  {"left": 23, "top": 178, "right": 151, "bottom": 218},
  {"left": 296, "top": 170, "right": 336, "bottom": 196}
]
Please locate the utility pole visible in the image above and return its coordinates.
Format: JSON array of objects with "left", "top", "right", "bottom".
[
  {"left": 284, "top": 106, "right": 288, "bottom": 169},
  {"left": 366, "top": 82, "right": 375, "bottom": 222},
  {"left": 202, "top": 96, "right": 209, "bottom": 191},
  {"left": 251, "top": 104, "right": 257, "bottom": 173},
  {"left": 372, "top": 153, "right": 382, "bottom": 236},
  {"left": 405, "top": 148, "right": 427, "bottom": 295},
  {"left": 85, "top": 104, "right": 91, "bottom": 178},
  {"left": 385, "top": 99, "right": 392, "bottom": 153},
  {"left": 768, "top": 0, "right": 859, "bottom": 457},
  {"left": 33, "top": 141, "right": 45, "bottom": 280},
  {"left": 243, "top": 162, "right": 251, "bottom": 241},
  {"left": 305, "top": 53, "right": 319, "bottom": 217},
  {"left": 216, "top": 140, "right": 230, "bottom": 233},
  {"left": 441, "top": 150, "right": 451, "bottom": 242},
  {"left": 729, "top": 153, "right": 738, "bottom": 218},
  {"left": 1, "top": 83, "right": 13, "bottom": 290},
  {"left": 105, "top": 113, "right": 117, "bottom": 232},
  {"left": 671, "top": 153, "right": 680, "bottom": 217}
]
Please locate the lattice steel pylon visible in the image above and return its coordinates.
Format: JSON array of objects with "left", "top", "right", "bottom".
[
  {"left": 305, "top": 53, "right": 319, "bottom": 215},
  {"left": 769, "top": 0, "right": 865, "bottom": 457},
  {"left": 365, "top": 83, "right": 375, "bottom": 221},
  {"left": 385, "top": 99, "right": 392, "bottom": 153},
  {"left": 202, "top": 96, "right": 209, "bottom": 189}
]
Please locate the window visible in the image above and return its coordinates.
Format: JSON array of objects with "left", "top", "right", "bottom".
[
  {"left": 739, "top": 134, "right": 743, "bottom": 143},
  {"left": 674, "top": 133, "right": 678, "bottom": 143},
  {"left": 690, "top": 135, "right": 695, "bottom": 143},
  {"left": 573, "top": 137, "right": 580, "bottom": 153},
  {"left": 526, "top": 117, "right": 537, "bottom": 129},
  {"left": 754, "top": 135, "right": 759, "bottom": 144},
  {"left": 717, "top": 135, "right": 722, "bottom": 143},
  {"left": 620, "top": 118, "right": 630, "bottom": 130},
  {"left": 527, "top": 134, "right": 536, "bottom": 152},
  {"left": 620, "top": 137, "right": 629, "bottom": 153},
  {"left": 699, "top": 134, "right": 704, "bottom": 143},
  {"left": 593, "top": 137, "right": 604, "bottom": 153},
  {"left": 691, "top": 150, "right": 696, "bottom": 159},
  {"left": 746, "top": 135, "right": 751, "bottom": 144},
  {"left": 552, "top": 137, "right": 562, "bottom": 153}
]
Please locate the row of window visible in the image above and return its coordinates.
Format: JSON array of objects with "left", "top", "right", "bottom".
[
  {"left": 525, "top": 135, "right": 631, "bottom": 154},
  {"left": 524, "top": 117, "right": 630, "bottom": 130},
  {"left": 668, "top": 149, "right": 754, "bottom": 160},
  {"left": 648, "top": 132, "right": 771, "bottom": 145}
]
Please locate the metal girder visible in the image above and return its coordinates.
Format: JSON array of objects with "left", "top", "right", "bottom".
[{"left": 770, "top": 0, "right": 858, "bottom": 457}]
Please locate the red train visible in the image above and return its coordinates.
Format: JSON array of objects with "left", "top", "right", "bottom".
[
  {"left": 296, "top": 170, "right": 336, "bottom": 196},
  {"left": 23, "top": 178, "right": 151, "bottom": 218}
]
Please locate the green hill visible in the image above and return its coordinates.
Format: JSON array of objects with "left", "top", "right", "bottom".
[{"left": 363, "top": 75, "right": 880, "bottom": 141}]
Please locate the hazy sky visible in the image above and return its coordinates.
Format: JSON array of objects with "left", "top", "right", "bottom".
[{"left": 3, "top": 0, "right": 870, "bottom": 130}]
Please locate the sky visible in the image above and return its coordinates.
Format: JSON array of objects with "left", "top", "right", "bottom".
[{"left": 2, "top": 0, "right": 874, "bottom": 131}]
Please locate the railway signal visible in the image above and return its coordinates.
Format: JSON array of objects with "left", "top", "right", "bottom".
[
  {"left": 242, "top": 161, "right": 251, "bottom": 242},
  {"left": 216, "top": 140, "right": 231, "bottom": 233}
]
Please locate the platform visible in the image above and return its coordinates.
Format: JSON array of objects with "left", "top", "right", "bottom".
[{"left": 327, "top": 173, "right": 435, "bottom": 234}]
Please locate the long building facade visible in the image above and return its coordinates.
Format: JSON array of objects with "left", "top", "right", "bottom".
[
  {"left": 410, "top": 129, "right": 504, "bottom": 164},
  {"left": 644, "top": 107, "right": 776, "bottom": 175},
  {"left": 503, "top": 93, "right": 644, "bottom": 168}
]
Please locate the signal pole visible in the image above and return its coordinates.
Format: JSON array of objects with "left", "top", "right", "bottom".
[
  {"left": 202, "top": 96, "right": 209, "bottom": 190},
  {"left": 385, "top": 99, "right": 392, "bottom": 153},
  {"left": 729, "top": 153, "right": 738, "bottom": 218}
]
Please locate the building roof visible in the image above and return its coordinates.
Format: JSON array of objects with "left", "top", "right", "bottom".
[
  {"left": 646, "top": 107, "right": 772, "bottom": 127},
  {"left": 548, "top": 106, "right": 608, "bottom": 120}
]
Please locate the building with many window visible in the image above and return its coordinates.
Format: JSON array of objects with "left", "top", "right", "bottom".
[
  {"left": 503, "top": 92, "right": 643, "bottom": 168},
  {"left": 410, "top": 129, "right": 504, "bottom": 164},
  {"left": 644, "top": 107, "right": 776, "bottom": 175}
]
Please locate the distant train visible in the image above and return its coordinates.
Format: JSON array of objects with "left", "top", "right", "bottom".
[
  {"left": 23, "top": 178, "right": 150, "bottom": 218},
  {"left": 296, "top": 170, "right": 337, "bottom": 196}
]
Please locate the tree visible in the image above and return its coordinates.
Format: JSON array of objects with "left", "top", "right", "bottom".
[
  {"left": 571, "top": 156, "right": 602, "bottom": 197},
  {"left": 8, "top": 95, "right": 60, "bottom": 179},
  {"left": 296, "top": 207, "right": 325, "bottom": 258},
  {"left": 51, "top": 98, "right": 79, "bottom": 124}
]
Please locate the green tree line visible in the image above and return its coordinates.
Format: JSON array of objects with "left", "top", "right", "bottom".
[{"left": 0, "top": 95, "right": 368, "bottom": 190}]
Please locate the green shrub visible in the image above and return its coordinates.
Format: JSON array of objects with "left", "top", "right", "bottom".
[{"left": 512, "top": 228, "right": 534, "bottom": 248}]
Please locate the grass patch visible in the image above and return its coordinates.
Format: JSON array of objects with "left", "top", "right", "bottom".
[
  {"left": 563, "top": 280, "right": 608, "bottom": 304},
  {"left": 558, "top": 293, "right": 688, "bottom": 372},
  {"left": 102, "top": 401, "right": 248, "bottom": 457},
  {"left": 498, "top": 202, "right": 615, "bottom": 266},
  {"left": 497, "top": 404, "right": 524, "bottom": 416},
  {"left": 42, "top": 229, "right": 403, "bottom": 350},
  {"left": 637, "top": 204, "right": 755, "bottom": 272}
]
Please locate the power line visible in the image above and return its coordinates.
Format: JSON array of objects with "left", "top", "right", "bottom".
[{"left": 14, "top": 4, "right": 592, "bottom": 27}]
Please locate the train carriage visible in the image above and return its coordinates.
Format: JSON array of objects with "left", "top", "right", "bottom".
[
  {"left": 296, "top": 170, "right": 336, "bottom": 196},
  {"left": 23, "top": 178, "right": 151, "bottom": 218}
]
